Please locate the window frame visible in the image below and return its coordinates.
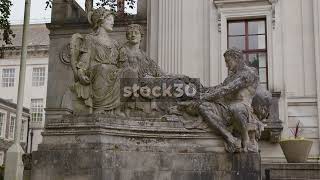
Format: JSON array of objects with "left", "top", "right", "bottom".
[
  {"left": 0, "top": 110, "right": 7, "bottom": 138},
  {"left": 1, "top": 68, "right": 15, "bottom": 87},
  {"left": 8, "top": 114, "right": 16, "bottom": 140},
  {"left": 227, "top": 18, "right": 269, "bottom": 89},
  {"left": 30, "top": 98, "right": 44, "bottom": 122},
  {"left": 212, "top": 5, "right": 274, "bottom": 90},
  {"left": 32, "top": 67, "right": 46, "bottom": 87},
  {"left": 20, "top": 119, "right": 26, "bottom": 142},
  {"left": 0, "top": 151, "right": 4, "bottom": 166}
]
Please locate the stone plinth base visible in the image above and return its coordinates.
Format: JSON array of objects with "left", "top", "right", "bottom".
[
  {"left": 31, "top": 115, "right": 261, "bottom": 180},
  {"left": 263, "top": 163, "right": 320, "bottom": 180}
]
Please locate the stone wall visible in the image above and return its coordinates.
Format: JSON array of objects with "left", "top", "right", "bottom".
[{"left": 147, "top": 0, "right": 320, "bottom": 162}]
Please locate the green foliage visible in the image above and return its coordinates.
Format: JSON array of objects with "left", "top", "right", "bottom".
[
  {"left": 96, "top": 0, "right": 117, "bottom": 11},
  {"left": 96, "top": 0, "right": 136, "bottom": 12},
  {"left": 0, "top": 0, "right": 138, "bottom": 45},
  {"left": 45, "top": 0, "right": 136, "bottom": 12},
  {"left": 0, "top": 0, "right": 14, "bottom": 45}
]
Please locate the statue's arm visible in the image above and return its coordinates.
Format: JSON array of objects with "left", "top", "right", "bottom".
[
  {"left": 116, "top": 43, "right": 128, "bottom": 67},
  {"left": 76, "top": 51, "right": 91, "bottom": 84},
  {"left": 70, "top": 34, "right": 92, "bottom": 84},
  {"left": 145, "top": 55, "right": 166, "bottom": 77},
  {"left": 202, "top": 73, "right": 253, "bottom": 101},
  {"left": 75, "top": 38, "right": 92, "bottom": 85}
]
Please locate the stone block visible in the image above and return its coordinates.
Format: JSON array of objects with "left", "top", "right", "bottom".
[
  {"left": 171, "top": 153, "right": 217, "bottom": 171},
  {"left": 31, "top": 115, "right": 261, "bottom": 180},
  {"left": 157, "top": 171, "right": 172, "bottom": 180},
  {"left": 114, "top": 152, "right": 160, "bottom": 171},
  {"left": 171, "top": 171, "right": 214, "bottom": 180},
  {"left": 263, "top": 163, "right": 320, "bottom": 180}
]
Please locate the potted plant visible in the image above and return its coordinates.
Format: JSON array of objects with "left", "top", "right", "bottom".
[{"left": 280, "top": 121, "right": 313, "bottom": 163}]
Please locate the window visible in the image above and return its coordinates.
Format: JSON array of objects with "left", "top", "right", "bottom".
[
  {"left": 2, "top": 68, "right": 15, "bottom": 87},
  {"left": 0, "top": 151, "right": 4, "bottom": 165},
  {"left": 8, "top": 115, "right": 16, "bottom": 139},
  {"left": 20, "top": 120, "right": 25, "bottom": 141},
  {"left": 32, "top": 67, "right": 46, "bottom": 86},
  {"left": 228, "top": 19, "right": 268, "bottom": 89},
  {"left": 0, "top": 112, "right": 6, "bottom": 138},
  {"left": 31, "top": 99, "right": 44, "bottom": 122}
]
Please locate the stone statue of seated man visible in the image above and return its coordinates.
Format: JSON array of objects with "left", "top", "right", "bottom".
[{"left": 177, "top": 48, "right": 272, "bottom": 153}]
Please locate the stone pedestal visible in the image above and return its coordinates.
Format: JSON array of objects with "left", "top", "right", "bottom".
[
  {"left": 263, "top": 163, "right": 320, "bottom": 180},
  {"left": 31, "top": 115, "right": 261, "bottom": 180}
]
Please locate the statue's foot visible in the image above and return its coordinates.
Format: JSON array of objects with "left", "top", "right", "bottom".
[
  {"left": 168, "top": 106, "right": 182, "bottom": 115},
  {"left": 225, "top": 137, "right": 241, "bottom": 153},
  {"left": 246, "top": 140, "right": 259, "bottom": 152},
  {"left": 115, "top": 110, "right": 126, "bottom": 118},
  {"left": 94, "top": 109, "right": 106, "bottom": 114}
]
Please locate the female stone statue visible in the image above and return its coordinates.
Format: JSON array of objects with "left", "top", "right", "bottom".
[{"left": 70, "top": 7, "right": 125, "bottom": 114}]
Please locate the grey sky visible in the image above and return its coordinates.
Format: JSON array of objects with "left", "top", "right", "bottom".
[
  {"left": 10, "top": 0, "right": 52, "bottom": 24},
  {"left": 10, "top": 0, "right": 137, "bottom": 25}
]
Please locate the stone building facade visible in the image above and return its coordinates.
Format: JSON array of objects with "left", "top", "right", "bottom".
[
  {"left": 42, "top": 0, "right": 320, "bottom": 163},
  {"left": 147, "top": 0, "right": 320, "bottom": 162},
  {"left": 0, "top": 24, "right": 49, "bottom": 152},
  {"left": 0, "top": 98, "right": 29, "bottom": 165}
]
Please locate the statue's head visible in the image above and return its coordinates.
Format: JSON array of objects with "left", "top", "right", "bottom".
[
  {"left": 88, "top": 7, "right": 115, "bottom": 32},
  {"left": 126, "top": 24, "right": 144, "bottom": 45},
  {"left": 223, "top": 48, "right": 245, "bottom": 72}
]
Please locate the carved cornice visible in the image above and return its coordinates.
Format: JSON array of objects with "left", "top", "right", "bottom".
[
  {"left": 0, "top": 45, "right": 49, "bottom": 59},
  {"left": 269, "top": 0, "right": 278, "bottom": 29},
  {"left": 213, "top": 0, "right": 277, "bottom": 32},
  {"left": 213, "top": 0, "right": 271, "bottom": 8},
  {"left": 44, "top": 115, "right": 223, "bottom": 141},
  {"left": 268, "top": 0, "right": 278, "bottom": 4}
]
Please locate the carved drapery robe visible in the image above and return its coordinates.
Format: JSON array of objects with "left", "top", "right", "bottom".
[{"left": 73, "top": 34, "right": 125, "bottom": 111}]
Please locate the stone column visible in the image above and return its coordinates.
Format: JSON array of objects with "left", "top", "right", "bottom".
[
  {"left": 313, "top": 0, "right": 320, "bottom": 152},
  {"left": 148, "top": 0, "right": 183, "bottom": 74}
]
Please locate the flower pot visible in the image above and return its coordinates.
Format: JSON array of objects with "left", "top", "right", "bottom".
[{"left": 279, "top": 139, "right": 313, "bottom": 163}]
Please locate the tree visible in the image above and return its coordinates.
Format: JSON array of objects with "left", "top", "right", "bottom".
[
  {"left": 0, "top": 0, "right": 136, "bottom": 45},
  {"left": 0, "top": 0, "right": 14, "bottom": 45}
]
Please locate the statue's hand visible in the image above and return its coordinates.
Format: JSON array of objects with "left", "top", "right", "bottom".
[
  {"left": 78, "top": 69, "right": 90, "bottom": 85},
  {"left": 201, "top": 92, "right": 219, "bottom": 101},
  {"left": 177, "top": 101, "right": 200, "bottom": 116},
  {"left": 177, "top": 101, "right": 200, "bottom": 110},
  {"left": 177, "top": 74, "right": 191, "bottom": 84},
  {"left": 200, "top": 93, "right": 211, "bottom": 101}
]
